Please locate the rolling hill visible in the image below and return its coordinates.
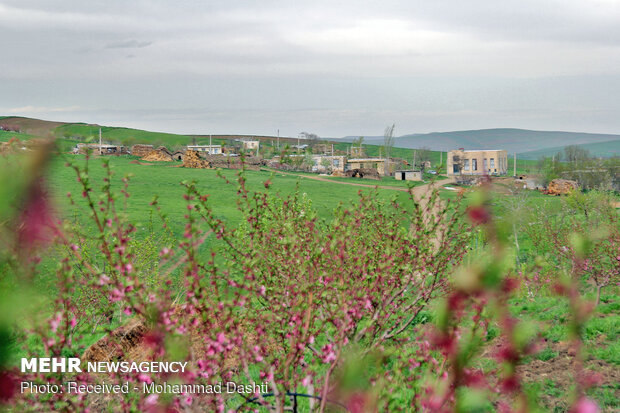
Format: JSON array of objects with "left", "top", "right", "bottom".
[
  {"left": 517, "top": 139, "right": 620, "bottom": 160},
  {"left": 342, "top": 128, "right": 620, "bottom": 156},
  {"left": 3, "top": 116, "right": 619, "bottom": 160}
]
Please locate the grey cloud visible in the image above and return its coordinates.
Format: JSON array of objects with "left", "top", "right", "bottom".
[
  {"left": 1, "top": 0, "right": 619, "bottom": 135},
  {"left": 105, "top": 40, "right": 153, "bottom": 49}
]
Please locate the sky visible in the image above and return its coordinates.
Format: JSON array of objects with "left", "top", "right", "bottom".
[{"left": 1, "top": 0, "right": 619, "bottom": 138}]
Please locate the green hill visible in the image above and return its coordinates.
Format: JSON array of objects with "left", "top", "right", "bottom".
[
  {"left": 344, "top": 128, "right": 620, "bottom": 155},
  {"left": 518, "top": 139, "right": 620, "bottom": 160}
]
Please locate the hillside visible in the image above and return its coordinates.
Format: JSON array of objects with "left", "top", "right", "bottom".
[
  {"left": 518, "top": 139, "right": 620, "bottom": 160},
  {"left": 342, "top": 128, "right": 620, "bottom": 155},
  {"left": 4, "top": 117, "right": 619, "bottom": 160},
  {"left": 0, "top": 117, "right": 289, "bottom": 149}
]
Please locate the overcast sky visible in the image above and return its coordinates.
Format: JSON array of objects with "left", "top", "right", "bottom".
[{"left": 1, "top": 0, "right": 619, "bottom": 137}]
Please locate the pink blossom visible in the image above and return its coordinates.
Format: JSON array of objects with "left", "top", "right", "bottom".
[
  {"left": 572, "top": 398, "right": 599, "bottom": 413},
  {"left": 110, "top": 288, "right": 124, "bottom": 303},
  {"left": 50, "top": 313, "right": 62, "bottom": 333},
  {"left": 138, "top": 374, "right": 152, "bottom": 384},
  {"left": 144, "top": 393, "right": 158, "bottom": 406}
]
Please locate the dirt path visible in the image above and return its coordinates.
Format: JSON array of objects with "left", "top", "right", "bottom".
[{"left": 264, "top": 169, "right": 454, "bottom": 196}]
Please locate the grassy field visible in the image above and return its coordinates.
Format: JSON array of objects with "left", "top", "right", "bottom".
[
  {"left": 48, "top": 156, "right": 417, "bottom": 228},
  {"left": 0, "top": 130, "right": 38, "bottom": 142},
  {"left": 2, "top": 120, "right": 618, "bottom": 411},
  {"left": 54, "top": 124, "right": 227, "bottom": 149},
  {"left": 2, "top": 150, "right": 618, "bottom": 411}
]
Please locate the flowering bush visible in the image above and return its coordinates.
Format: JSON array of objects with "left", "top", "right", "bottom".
[{"left": 0, "top": 148, "right": 612, "bottom": 412}]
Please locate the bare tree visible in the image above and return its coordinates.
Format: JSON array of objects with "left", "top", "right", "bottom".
[
  {"left": 350, "top": 136, "right": 365, "bottom": 157},
  {"left": 383, "top": 124, "right": 395, "bottom": 176},
  {"left": 564, "top": 145, "right": 590, "bottom": 163},
  {"left": 300, "top": 132, "right": 320, "bottom": 148},
  {"left": 416, "top": 146, "right": 431, "bottom": 171}
]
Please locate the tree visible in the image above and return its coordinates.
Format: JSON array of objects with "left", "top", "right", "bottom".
[
  {"left": 383, "top": 124, "right": 395, "bottom": 176},
  {"left": 564, "top": 145, "right": 590, "bottom": 163},
  {"left": 300, "top": 131, "right": 320, "bottom": 148},
  {"left": 320, "top": 156, "right": 333, "bottom": 173},
  {"left": 416, "top": 147, "right": 431, "bottom": 171},
  {"left": 351, "top": 136, "right": 365, "bottom": 157}
]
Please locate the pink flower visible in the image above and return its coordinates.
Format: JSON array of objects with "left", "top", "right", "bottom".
[
  {"left": 17, "top": 179, "right": 56, "bottom": 251},
  {"left": 572, "top": 398, "right": 599, "bottom": 413},
  {"left": 0, "top": 371, "right": 17, "bottom": 402},
  {"left": 138, "top": 374, "right": 152, "bottom": 384},
  {"left": 50, "top": 313, "right": 62, "bottom": 332},
  {"left": 144, "top": 393, "right": 158, "bottom": 406},
  {"left": 110, "top": 288, "right": 124, "bottom": 303},
  {"left": 466, "top": 205, "right": 491, "bottom": 226}
]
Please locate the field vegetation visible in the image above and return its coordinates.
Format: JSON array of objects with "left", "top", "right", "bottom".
[{"left": 0, "top": 131, "right": 618, "bottom": 412}]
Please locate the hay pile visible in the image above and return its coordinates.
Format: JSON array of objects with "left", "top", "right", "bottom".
[
  {"left": 131, "top": 144, "right": 154, "bottom": 157},
  {"left": 344, "top": 168, "right": 380, "bottom": 180},
  {"left": 548, "top": 179, "right": 578, "bottom": 195},
  {"left": 142, "top": 149, "right": 173, "bottom": 162},
  {"left": 182, "top": 150, "right": 211, "bottom": 169}
]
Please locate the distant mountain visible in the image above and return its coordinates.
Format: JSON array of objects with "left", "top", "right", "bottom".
[
  {"left": 518, "top": 139, "right": 620, "bottom": 160},
  {"left": 341, "top": 128, "right": 620, "bottom": 155}
]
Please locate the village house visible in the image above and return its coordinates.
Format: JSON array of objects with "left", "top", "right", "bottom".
[
  {"left": 346, "top": 158, "right": 396, "bottom": 176},
  {"left": 240, "top": 140, "right": 260, "bottom": 151},
  {"left": 394, "top": 170, "right": 422, "bottom": 181},
  {"left": 74, "top": 143, "right": 128, "bottom": 155},
  {"left": 187, "top": 145, "right": 222, "bottom": 155},
  {"left": 311, "top": 155, "right": 346, "bottom": 173},
  {"left": 447, "top": 149, "right": 508, "bottom": 176}
]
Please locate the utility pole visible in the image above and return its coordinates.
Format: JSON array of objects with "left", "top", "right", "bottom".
[
  {"left": 277, "top": 129, "right": 280, "bottom": 150},
  {"left": 99, "top": 128, "right": 102, "bottom": 155},
  {"left": 514, "top": 153, "right": 517, "bottom": 176},
  {"left": 209, "top": 134, "right": 212, "bottom": 154},
  {"left": 412, "top": 150, "right": 417, "bottom": 170}
]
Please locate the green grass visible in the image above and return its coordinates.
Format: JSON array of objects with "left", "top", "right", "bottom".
[
  {"left": 535, "top": 347, "right": 559, "bottom": 361},
  {"left": 48, "top": 155, "right": 418, "bottom": 239},
  {"left": 0, "top": 130, "right": 38, "bottom": 142},
  {"left": 4, "top": 150, "right": 619, "bottom": 410},
  {"left": 54, "top": 124, "right": 227, "bottom": 150}
]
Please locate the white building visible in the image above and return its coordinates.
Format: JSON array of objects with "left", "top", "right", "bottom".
[{"left": 187, "top": 145, "right": 222, "bottom": 155}]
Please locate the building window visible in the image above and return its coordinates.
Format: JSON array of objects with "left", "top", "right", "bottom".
[
  {"left": 472, "top": 159, "right": 477, "bottom": 171},
  {"left": 483, "top": 158, "right": 487, "bottom": 170},
  {"left": 490, "top": 158, "right": 495, "bottom": 169},
  {"left": 464, "top": 159, "right": 470, "bottom": 170}
]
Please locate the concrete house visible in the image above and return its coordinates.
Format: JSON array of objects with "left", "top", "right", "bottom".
[
  {"left": 311, "top": 155, "right": 346, "bottom": 173},
  {"left": 241, "top": 140, "right": 260, "bottom": 151},
  {"left": 395, "top": 170, "right": 422, "bottom": 181},
  {"left": 74, "top": 143, "right": 127, "bottom": 155},
  {"left": 347, "top": 158, "right": 388, "bottom": 175},
  {"left": 447, "top": 149, "right": 508, "bottom": 176},
  {"left": 187, "top": 145, "right": 222, "bottom": 155}
]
